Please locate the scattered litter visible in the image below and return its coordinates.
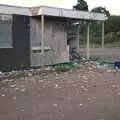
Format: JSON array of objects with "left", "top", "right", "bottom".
[
  {"left": 114, "top": 61, "right": 120, "bottom": 69},
  {"left": 80, "top": 85, "right": 84, "bottom": 89},
  {"left": 12, "top": 97, "right": 16, "bottom": 100},
  {"left": 38, "top": 80, "right": 43, "bottom": 83},
  {"left": 28, "top": 73, "right": 32, "bottom": 76},
  {"left": 106, "top": 69, "right": 112, "bottom": 73},
  {"left": 1, "top": 94, "right": 5, "bottom": 97},
  {"left": 44, "top": 67, "right": 51, "bottom": 71},
  {"left": 11, "top": 85, "right": 16, "bottom": 88},
  {"left": 52, "top": 104, "right": 58, "bottom": 107},
  {"left": 20, "top": 88, "right": 27, "bottom": 92},
  {"left": 88, "top": 97, "right": 91, "bottom": 101},
  {"left": 117, "top": 92, "right": 120, "bottom": 96},
  {"left": 15, "top": 88, "right": 19, "bottom": 90},
  {"left": 112, "top": 85, "right": 116, "bottom": 88},
  {"left": 21, "top": 109, "right": 25, "bottom": 112},
  {"left": 79, "top": 103, "right": 83, "bottom": 106},
  {"left": 54, "top": 84, "right": 59, "bottom": 89},
  {"left": 83, "top": 88, "right": 88, "bottom": 91}
]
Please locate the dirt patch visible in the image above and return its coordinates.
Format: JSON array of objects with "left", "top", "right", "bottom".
[{"left": 0, "top": 64, "right": 120, "bottom": 120}]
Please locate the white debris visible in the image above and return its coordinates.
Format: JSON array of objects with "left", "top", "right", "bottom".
[
  {"left": 15, "top": 88, "right": 19, "bottom": 90},
  {"left": 82, "top": 75, "right": 88, "bottom": 80},
  {"left": 107, "top": 70, "right": 112, "bottom": 73},
  {"left": 28, "top": 73, "right": 32, "bottom": 76},
  {"left": 21, "top": 109, "right": 25, "bottom": 112},
  {"left": 44, "top": 67, "right": 51, "bottom": 71},
  {"left": 83, "top": 88, "right": 88, "bottom": 91},
  {"left": 117, "top": 92, "right": 120, "bottom": 96},
  {"left": 1, "top": 94, "right": 5, "bottom": 97},
  {"left": 88, "top": 97, "right": 91, "bottom": 101},
  {"left": 52, "top": 104, "right": 58, "bottom": 107},
  {"left": 112, "top": 85, "right": 116, "bottom": 88},
  {"left": 20, "top": 88, "right": 26, "bottom": 92},
  {"left": 54, "top": 84, "right": 59, "bottom": 89},
  {"left": 80, "top": 85, "right": 84, "bottom": 89},
  {"left": 38, "top": 80, "right": 43, "bottom": 83},
  {"left": 12, "top": 97, "right": 16, "bottom": 100},
  {"left": 79, "top": 103, "right": 83, "bottom": 106},
  {"left": 11, "top": 84, "right": 16, "bottom": 88}
]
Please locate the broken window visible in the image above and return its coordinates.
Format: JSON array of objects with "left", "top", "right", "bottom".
[{"left": 0, "top": 14, "right": 13, "bottom": 48}]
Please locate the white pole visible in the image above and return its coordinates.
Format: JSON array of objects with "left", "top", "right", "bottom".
[
  {"left": 41, "top": 15, "right": 44, "bottom": 54},
  {"left": 77, "top": 23, "right": 80, "bottom": 49},
  {"left": 102, "top": 21, "right": 105, "bottom": 48},
  {"left": 87, "top": 22, "right": 90, "bottom": 59}
]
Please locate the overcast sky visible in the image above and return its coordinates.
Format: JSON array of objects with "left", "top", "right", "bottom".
[{"left": 0, "top": 0, "right": 119, "bottom": 15}]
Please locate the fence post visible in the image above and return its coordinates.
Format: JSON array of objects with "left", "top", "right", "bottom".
[
  {"left": 41, "top": 15, "right": 44, "bottom": 54},
  {"left": 77, "top": 22, "right": 80, "bottom": 49},
  {"left": 87, "top": 22, "right": 90, "bottom": 59},
  {"left": 102, "top": 21, "right": 105, "bottom": 48}
]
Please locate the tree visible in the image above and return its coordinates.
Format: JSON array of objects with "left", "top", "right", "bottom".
[
  {"left": 73, "top": 0, "right": 88, "bottom": 11},
  {"left": 91, "top": 7, "right": 110, "bottom": 17},
  {"left": 105, "top": 15, "right": 120, "bottom": 33}
]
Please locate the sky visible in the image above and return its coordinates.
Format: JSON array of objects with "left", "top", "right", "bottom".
[{"left": 0, "top": 0, "right": 119, "bottom": 15}]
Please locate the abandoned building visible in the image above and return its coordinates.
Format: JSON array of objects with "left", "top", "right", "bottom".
[{"left": 0, "top": 5, "right": 107, "bottom": 71}]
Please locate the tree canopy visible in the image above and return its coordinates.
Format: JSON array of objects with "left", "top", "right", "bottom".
[
  {"left": 91, "top": 7, "right": 110, "bottom": 17},
  {"left": 73, "top": 0, "right": 88, "bottom": 11},
  {"left": 105, "top": 15, "right": 120, "bottom": 34}
]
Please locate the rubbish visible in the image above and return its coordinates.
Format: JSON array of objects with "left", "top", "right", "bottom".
[
  {"left": 82, "top": 75, "right": 88, "bottom": 80},
  {"left": 114, "top": 61, "right": 120, "bottom": 69},
  {"left": 69, "top": 47, "right": 82, "bottom": 60},
  {"left": 79, "top": 103, "right": 83, "bottom": 106},
  {"left": 106, "top": 69, "right": 112, "bottom": 73},
  {"left": 15, "top": 88, "right": 19, "bottom": 90},
  {"left": 83, "top": 88, "right": 88, "bottom": 91},
  {"left": 54, "top": 84, "right": 59, "bottom": 89},
  {"left": 80, "top": 85, "right": 85, "bottom": 89},
  {"left": 88, "top": 97, "right": 91, "bottom": 101},
  {"left": 52, "top": 104, "right": 58, "bottom": 107},
  {"left": 1, "top": 94, "right": 5, "bottom": 97},
  {"left": 20, "top": 88, "right": 26, "bottom": 92},
  {"left": 112, "top": 85, "right": 116, "bottom": 88},
  {"left": 55, "top": 62, "right": 75, "bottom": 72},
  {"left": 38, "top": 80, "right": 43, "bottom": 83},
  {"left": 21, "top": 109, "right": 25, "bottom": 112},
  {"left": 117, "top": 92, "right": 120, "bottom": 96},
  {"left": 12, "top": 97, "right": 17, "bottom": 100},
  {"left": 11, "top": 84, "right": 16, "bottom": 88}
]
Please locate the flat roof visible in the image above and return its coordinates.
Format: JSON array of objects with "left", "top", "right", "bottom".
[{"left": 0, "top": 4, "right": 107, "bottom": 21}]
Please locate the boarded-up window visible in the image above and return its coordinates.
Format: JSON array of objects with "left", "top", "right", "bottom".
[{"left": 0, "top": 14, "right": 12, "bottom": 48}]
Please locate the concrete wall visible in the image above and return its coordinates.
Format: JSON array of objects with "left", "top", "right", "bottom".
[{"left": 30, "top": 17, "right": 69, "bottom": 66}]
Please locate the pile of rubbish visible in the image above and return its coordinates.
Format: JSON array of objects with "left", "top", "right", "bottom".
[
  {"left": 0, "top": 53, "right": 117, "bottom": 80},
  {"left": 88, "top": 56, "right": 114, "bottom": 68},
  {"left": 55, "top": 62, "right": 76, "bottom": 72}
]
